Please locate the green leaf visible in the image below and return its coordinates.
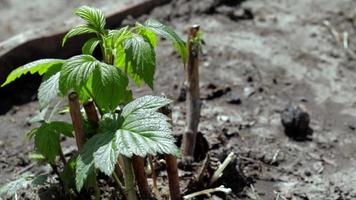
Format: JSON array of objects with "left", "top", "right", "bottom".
[
  {"left": 116, "top": 95, "right": 178, "bottom": 157},
  {"left": 59, "top": 55, "right": 98, "bottom": 96},
  {"left": 114, "top": 46, "right": 142, "bottom": 86},
  {"left": 34, "top": 125, "right": 60, "bottom": 163},
  {"left": 27, "top": 106, "right": 48, "bottom": 124},
  {"left": 121, "top": 95, "right": 171, "bottom": 117},
  {"left": 124, "top": 34, "right": 156, "bottom": 88},
  {"left": 137, "top": 25, "right": 157, "bottom": 47},
  {"left": 0, "top": 173, "right": 33, "bottom": 198},
  {"left": 77, "top": 96, "right": 177, "bottom": 178},
  {"left": 34, "top": 121, "right": 73, "bottom": 162},
  {"left": 49, "top": 121, "right": 74, "bottom": 137},
  {"left": 75, "top": 6, "right": 106, "bottom": 33},
  {"left": 62, "top": 25, "right": 97, "bottom": 46},
  {"left": 110, "top": 27, "right": 132, "bottom": 48},
  {"left": 1, "top": 59, "right": 64, "bottom": 87},
  {"left": 31, "top": 175, "right": 48, "bottom": 187},
  {"left": 143, "top": 19, "right": 187, "bottom": 62},
  {"left": 76, "top": 133, "right": 112, "bottom": 191},
  {"left": 92, "top": 132, "right": 117, "bottom": 176},
  {"left": 91, "top": 64, "right": 130, "bottom": 112},
  {"left": 60, "top": 157, "right": 76, "bottom": 190},
  {"left": 82, "top": 38, "right": 100, "bottom": 55},
  {"left": 38, "top": 65, "right": 61, "bottom": 109}
]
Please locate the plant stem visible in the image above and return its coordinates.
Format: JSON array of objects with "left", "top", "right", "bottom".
[
  {"left": 123, "top": 156, "right": 138, "bottom": 200},
  {"left": 132, "top": 156, "right": 152, "bottom": 200},
  {"left": 165, "top": 155, "right": 181, "bottom": 200},
  {"left": 159, "top": 105, "right": 182, "bottom": 200},
  {"left": 84, "top": 86, "right": 104, "bottom": 116},
  {"left": 94, "top": 178, "right": 100, "bottom": 200},
  {"left": 183, "top": 185, "right": 232, "bottom": 199},
  {"left": 59, "top": 145, "right": 67, "bottom": 165},
  {"left": 68, "top": 92, "right": 85, "bottom": 151},
  {"left": 210, "top": 152, "right": 236, "bottom": 185},
  {"left": 113, "top": 172, "right": 126, "bottom": 192},
  {"left": 83, "top": 100, "right": 99, "bottom": 128},
  {"left": 181, "top": 25, "right": 201, "bottom": 161}
]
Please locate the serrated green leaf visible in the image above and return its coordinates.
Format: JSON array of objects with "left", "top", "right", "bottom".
[
  {"left": 49, "top": 121, "right": 74, "bottom": 137},
  {"left": 34, "top": 121, "right": 73, "bottom": 162},
  {"left": 117, "top": 109, "right": 177, "bottom": 157},
  {"left": 62, "top": 25, "right": 97, "bottom": 46},
  {"left": 121, "top": 95, "right": 171, "bottom": 117},
  {"left": 59, "top": 55, "right": 98, "bottom": 96},
  {"left": 143, "top": 19, "right": 187, "bottom": 62},
  {"left": 93, "top": 133, "right": 117, "bottom": 176},
  {"left": 34, "top": 124, "right": 60, "bottom": 163},
  {"left": 78, "top": 96, "right": 177, "bottom": 177},
  {"left": 75, "top": 6, "right": 106, "bottom": 33},
  {"left": 37, "top": 65, "right": 62, "bottom": 109},
  {"left": 2, "top": 59, "right": 64, "bottom": 87},
  {"left": 0, "top": 173, "right": 33, "bottom": 198},
  {"left": 124, "top": 34, "right": 156, "bottom": 88},
  {"left": 114, "top": 46, "right": 142, "bottom": 86},
  {"left": 76, "top": 133, "right": 112, "bottom": 191},
  {"left": 38, "top": 70, "right": 60, "bottom": 109},
  {"left": 82, "top": 38, "right": 100, "bottom": 55},
  {"left": 91, "top": 63, "right": 130, "bottom": 112},
  {"left": 137, "top": 25, "right": 157, "bottom": 47},
  {"left": 110, "top": 27, "right": 132, "bottom": 48}
]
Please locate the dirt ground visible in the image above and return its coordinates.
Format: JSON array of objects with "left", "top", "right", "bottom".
[{"left": 1, "top": 0, "right": 356, "bottom": 199}]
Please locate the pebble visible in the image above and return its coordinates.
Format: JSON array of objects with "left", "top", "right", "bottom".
[
  {"left": 243, "top": 86, "right": 255, "bottom": 97},
  {"left": 226, "top": 91, "right": 242, "bottom": 105}
]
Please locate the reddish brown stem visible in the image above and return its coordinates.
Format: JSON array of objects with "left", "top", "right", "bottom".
[
  {"left": 132, "top": 156, "right": 152, "bottom": 200},
  {"left": 165, "top": 155, "right": 181, "bottom": 200},
  {"left": 181, "top": 25, "right": 201, "bottom": 160},
  {"left": 68, "top": 92, "right": 85, "bottom": 151},
  {"left": 83, "top": 100, "right": 99, "bottom": 128},
  {"left": 160, "top": 105, "right": 182, "bottom": 200}
]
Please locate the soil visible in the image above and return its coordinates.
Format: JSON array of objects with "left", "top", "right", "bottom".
[{"left": 1, "top": 0, "right": 356, "bottom": 199}]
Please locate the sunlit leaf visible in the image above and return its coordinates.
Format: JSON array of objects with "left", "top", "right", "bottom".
[
  {"left": 2, "top": 59, "right": 64, "bottom": 87},
  {"left": 124, "top": 34, "right": 156, "bottom": 88},
  {"left": 143, "top": 19, "right": 187, "bottom": 62},
  {"left": 82, "top": 38, "right": 100, "bottom": 55},
  {"left": 75, "top": 6, "right": 106, "bottom": 33}
]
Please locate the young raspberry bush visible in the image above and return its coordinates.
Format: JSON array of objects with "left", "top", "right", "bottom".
[{"left": 0, "top": 6, "right": 186, "bottom": 200}]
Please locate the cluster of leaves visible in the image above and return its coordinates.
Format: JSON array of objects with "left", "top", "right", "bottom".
[{"left": 0, "top": 5, "right": 186, "bottom": 199}]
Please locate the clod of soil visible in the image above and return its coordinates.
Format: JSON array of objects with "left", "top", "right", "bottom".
[{"left": 281, "top": 103, "right": 313, "bottom": 141}]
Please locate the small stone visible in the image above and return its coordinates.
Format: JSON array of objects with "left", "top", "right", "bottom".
[
  {"left": 304, "top": 170, "right": 312, "bottom": 177},
  {"left": 218, "top": 115, "right": 230, "bottom": 122},
  {"left": 281, "top": 103, "right": 313, "bottom": 141},
  {"left": 243, "top": 86, "right": 255, "bottom": 97},
  {"left": 226, "top": 91, "right": 242, "bottom": 105},
  {"left": 222, "top": 127, "right": 239, "bottom": 138}
]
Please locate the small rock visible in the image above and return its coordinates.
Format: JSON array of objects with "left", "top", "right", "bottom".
[
  {"left": 217, "top": 115, "right": 230, "bottom": 123},
  {"left": 226, "top": 91, "right": 242, "bottom": 105},
  {"left": 222, "top": 127, "right": 239, "bottom": 138},
  {"left": 177, "top": 84, "right": 187, "bottom": 102},
  {"left": 243, "top": 86, "right": 255, "bottom": 97},
  {"left": 281, "top": 103, "right": 313, "bottom": 141}
]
